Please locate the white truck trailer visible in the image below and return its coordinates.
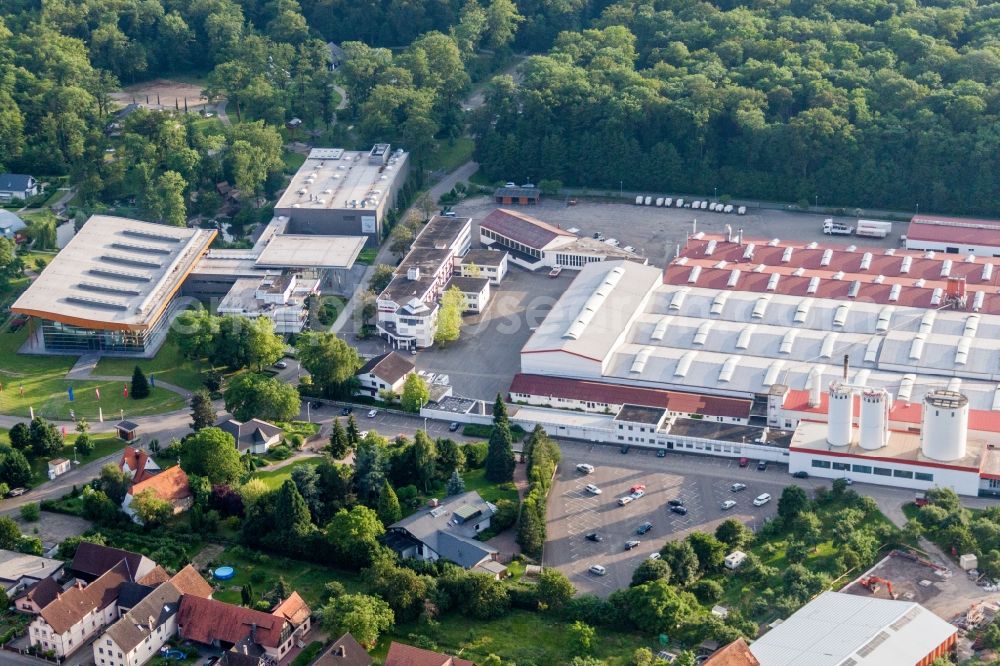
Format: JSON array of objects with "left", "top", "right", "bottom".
[
  {"left": 856, "top": 219, "right": 892, "bottom": 239},
  {"left": 823, "top": 218, "right": 854, "bottom": 235}
]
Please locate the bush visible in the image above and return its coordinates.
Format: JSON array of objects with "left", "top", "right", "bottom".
[
  {"left": 463, "top": 442, "right": 488, "bottom": 468},
  {"left": 269, "top": 445, "right": 292, "bottom": 460},
  {"left": 691, "top": 579, "right": 724, "bottom": 605},
  {"left": 462, "top": 424, "right": 493, "bottom": 438},
  {"left": 20, "top": 503, "right": 40, "bottom": 522}
]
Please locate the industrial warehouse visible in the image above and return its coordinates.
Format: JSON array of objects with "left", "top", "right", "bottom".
[{"left": 507, "top": 232, "right": 1000, "bottom": 496}]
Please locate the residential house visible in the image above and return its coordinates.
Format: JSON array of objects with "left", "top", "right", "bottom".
[
  {"left": 15, "top": 575, "right": 62, "bottom": 615},
  {"left": 122, "top": 466, "right": 194, "bottom": 523},
  {"left": 702, "top": 638, "right": 759, "bottom": 666},
  {"left": 118, "top": 446, "right": 160, "bottom": 483},
  {"left": 383, "top": 642, "right": 475, "bottom": 666},
  {"left": 177, "top": 593, "right": 312, "bottom": 663},
  {"left": 0, "top": 550, "right": 64, "bottom": 599},
  {"left": 68, "top": 543, "right": 158, "bottom": 584},
  {"left": 383, "top": 492, "right": 504, "bottom": 574},
  {"left": 0, "top": 210, "right": 27, "bottom": 240},
  {"left": 29, "top": 561, "right": 137, "bottom": 658},
  {"left": 355, "top": 352, "right": 415, "bottom": 399},
  {"left": 220, "top": 418, "right": 283, "bottom": 455},
  {"left": 93, "top": 565, "right": 212, "bottom": 666},
  {"left": 0, "top": 173, "right": 38, "bottom": 202},
  {"left": 310, "top": 633, "right": 371, "bottom": 666},
  {"left": 456, "top": 249, "right": 508, "bottom": 285},
  {"left": 327, "top": 42, "right": 345, "bottom": 70}
]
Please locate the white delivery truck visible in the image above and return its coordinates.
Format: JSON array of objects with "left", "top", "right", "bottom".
[
  {"left": 635, "top": 195, "right": 643, "bottom": 205},
  {"left": 823, "top": 218, "right": 854, "bottom": 235},
  {"left": 656, "top": 197, "right": 664, "bottom": 206},
  {"left": 856, "top": 219, "right": 892, "bottom": 239},
  {"left": 675, "top": 198, "right": 685, "bottom": 208},
  {"left": 737, "top": 206, "right": 747, "bottom": 215},
  {"left": 664, "top": 197, "right": 673, "bottom": 207},
  {"left": 644, "top": 196, "right": 653, "bottom": 205}
]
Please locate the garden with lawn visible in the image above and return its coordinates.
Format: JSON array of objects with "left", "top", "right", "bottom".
[
  {"left": 94, "top": 340, "right": 210, "bottom": 393},
  {"left": 0, "top": 328, "right": 186, "bottom": 420}
]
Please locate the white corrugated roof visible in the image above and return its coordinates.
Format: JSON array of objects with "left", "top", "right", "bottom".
[{"left": 749, "top": 591, "right": 955, "bottom": 666}]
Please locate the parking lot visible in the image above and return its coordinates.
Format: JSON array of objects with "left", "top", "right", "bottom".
[
  {"left": 453, "top": 196, "right": 901, "bottom": 266},
  {"left": 416, "top": 266, "right": 569, "bottom": 400},
  {"left": 545, "top": 440, "right": 788, "bottom": 596}
]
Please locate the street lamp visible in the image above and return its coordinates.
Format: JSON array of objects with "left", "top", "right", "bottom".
[
  {"left": 815, "top": 194, "right": 818, "bottom": 208},
  {"left": 916, "top": 203, "right": 920, "bottom": 216},
  {"left": 620, "top": 180, "right": 623, "bottom": 199},
  {"left": 714, "top": 186, "right": 718, "bottom": 199}
]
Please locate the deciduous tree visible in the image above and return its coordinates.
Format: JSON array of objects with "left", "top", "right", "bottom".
[
  {"left": 223, "top": 373, "right": 300, "bottom": 422},
  {"left": 434, "top": 285, "right": 464, "bottom": 345},
  {"left": 131, "top": 488, "right": 173, "bottom": 526},
  {"left": 401, "top": 373, "right": 429, "bottom": 413},
  {"left": 180, "top": 427, "right": 243, "bottom": 485}
]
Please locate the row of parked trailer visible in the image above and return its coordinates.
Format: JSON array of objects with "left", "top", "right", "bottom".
[{"left": 635, "top": 195, "right": 746, "bottom": 215}]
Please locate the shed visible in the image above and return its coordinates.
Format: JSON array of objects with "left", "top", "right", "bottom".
[
  {"left": 47, "top": 458, "right": 71, "bottom": 479},
  {"left": 960, "top": 553, "right": 978, "bottom": 571},
  {"left": 724, "top": 550, "right": 747, "bottom": 570},
  {"left": 115, "top": 420, "right": 140, "bottom": 442},
  {"left": 494, "top": 185, "right": 540, "bottom": 205}
]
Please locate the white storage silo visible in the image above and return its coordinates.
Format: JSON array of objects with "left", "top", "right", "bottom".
[
  {"left": 921, "top": 390, "right": 969, "bottom": 461},
  {"left": 808, "top": 367, "right": 823, "bottom": 407},
  {"left": 859, "top": 388, "right": 889, "bottom": 450},
  {"left": 827, "top": 381, "right": 854, "bottom": 447}
]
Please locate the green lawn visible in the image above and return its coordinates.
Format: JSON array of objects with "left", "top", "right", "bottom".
[
  {"left": 208, "top": 546, "right": 366, "bottom": 608},
  {"left": 356, "top": 248, "right": 377, "bottom": 265},
  {"left": 94, "top": 340, "right": 207, "bottom": 392},
  {"left": 28, "top": 432, "right": 127, "bottom": 485},
  {"left": 458, "top": 467, "right": 519, "bottom": 505},
  {"left": 283, "top": 151, "right": 307, "bottom": 174},
  {"left": 0, "top": 327, "right": 185, "bottom": 420},
  {"left": 189, "top": 115, "right": 225, "bottom": 137},
  {"left": 426, "top": 137, "right": 474, "bottom": 173},
  {"left": 254, "top": 456, "right": 324, "bottom": 490}
]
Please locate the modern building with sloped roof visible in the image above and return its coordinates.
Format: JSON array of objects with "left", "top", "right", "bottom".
[
  {"left": 220, "top": 418, "right": 283, "bottom": 455},
  {"left": 748, "top": 591, "right": 956, "bottom": 666},
  {"left": 384, "top": 491, "right": 502, "bottom": 572},
  {"left": 355, "top": 351, "right": 415, "bottom": 398}
]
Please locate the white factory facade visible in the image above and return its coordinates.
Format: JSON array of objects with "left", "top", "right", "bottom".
[{"left": 511, "top": 232, "right": 1000, "bottom": 496}]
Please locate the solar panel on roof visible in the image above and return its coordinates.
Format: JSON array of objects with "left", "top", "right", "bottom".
[
  {"left": 89, "top": 268, "right": 152, "bottom": 282},
  {"left": 101, "top": 254, "right": 162, "bottom": 269},
  {"left": 121, "top": 229, "right": 182, "bottom": 243},
  {"left": 65, "top": 295, "right": 128, "bottom": 311},
  {"left": 77, "top": 282, "right": 142, "bottom": 297},
  {"left": 110, "top": 241, "right": 172, "bottom": 255}
]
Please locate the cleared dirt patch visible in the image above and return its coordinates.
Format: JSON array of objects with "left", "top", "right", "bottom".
[{"left": 111, "top": 78, "right": 210, "bottom": 111}]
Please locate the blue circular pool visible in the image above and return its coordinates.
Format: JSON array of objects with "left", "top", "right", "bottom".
[{"left": 214, "top": 566, "right": 235, "bottom": 580}]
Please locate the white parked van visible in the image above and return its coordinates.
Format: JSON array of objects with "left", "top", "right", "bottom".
[
  {"left": 635, "top": 195, "right": 643, "bottom": 205},
  {"left": 644, "top": 196, "right": 652, "bottom": 205},
  {"left": 664, "top": 197, "right": 673, "bottom": 207},
  {"left": 656, "top": 197, "right": 664, "bottom": 206},
  {"left": 737, "top": 205, "right": 747, "bottom": 215},
  {"left": 675, "top": 198, "right": 685, "bottom": 207}
]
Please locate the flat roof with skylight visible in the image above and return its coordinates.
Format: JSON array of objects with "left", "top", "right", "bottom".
[
  {"left": 275, "top": 146, "right": 407, "bottom": 214},
  {"left": 13, "top": 216, "right": 215, "bottom": 330},
  {"left": 254, "top": 234, "right": 365, "bottom": 268}
]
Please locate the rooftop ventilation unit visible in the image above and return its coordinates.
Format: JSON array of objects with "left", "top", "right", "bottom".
[
  {"left": 897, "top": 374, "right": 916, "bottom": 402},
  {"left": 947, "top": 377, "right": 962, "bottom": 392},
  {"left": 846, "top": 245, "right": 857, "bottom": 252},
  {"left": 779, "top": 330, "right": 797, "bottom": 354},
  {"left": 767, "top": 238, "right": 780, "bottom": 247},
  {"left": 651, "top": 317, "right": 672, "bottom": 341},
  {"left": 848, "top": 280, "right": 861, "bottom": 298},
  {"left": 705, "top": 240, "right": 717, "bottom": 256},
  {"left": 965, "top": 314, "right": 981, "bottom": 337},
  {"left": 914, "top": 278, "right": 926, "bottom": 287},
  {"left": 675, "top": 257, "right": 689, "bottom": 266},
  {"left": 888, "top": 284, "right": 902, "bottom": 302},
  {"left": 793, "top": 298, "right": 812, "bottom": 323},
  {"left": 742, "top": 243, "right": 756, "bottom": 261},
  {"left": 832, "top": 271, "right": 845, "bottom": 280},
  {"left": 873, "top": 274, "right": 885, "bottom": 284},
  {"left": 833, "top": 303, "right": 850, "bottom": 327},
  {"left": 806, "top": 241, "right": 818, "bottom": 249},
  {"left": 875, "top": 306, "right": 894, "bottom": 333},
  {"left": 718, "top": 356, "right": 739, "bottom": 383},
  {"left": 792, "top": 267, "right": 805, "bottom": 277},
  {"left": 984, "top": 264, "right": 994, "bottom": 282},
  {"left": 674, "top": 351, "right": 697, "bottom": 378},
  {"left": 668, "top": 288, "right": 689, "bottom": 311},
  {"left": 693, "top": 321, "right": 712, "bottom": 345},
  {"left": 940, "top": 260, "right": 953, "bottom": 277},
  {"left": 919, "top": 310, "right": 936, "bottom": 334},
  {"left": 736, "top": 325, "right": 755, "bottom": 350},
  {"left": 966, "top": 254, "right": 976, "bottom": 263},
  {"left": 714, "top": 260, "right": 728, "bottom": 269},
  {"left": 930, "top": 287, "right": 943, "bottom": 305},
  {"left": 924, "top": 250, "right": 936, "bottom": 259},
  {"left": 973, "top": 290, "right": 985, "bottom": 312},
  {"left": 751, "top": 295, "right": 770, "bottom": 319},
  {"left": 727, "top": 269, "right": 741, "bottom": 288},
  {"left": 710, "top": 292, "right": 729, "bottom": 315},
  {"left": 764, "top": 360, "right": 785, "bottom": 386},
  {"left": 766, "top": 273, "right": 780, "bottom": 291},
  {"left": 859, "top": 253, "right": 873, "bottom": 271},
  {"left": 630, "top": 346, "right": 654, "bottom": 373},
  {"left": 884, "top": 248, "right": 896, "bottom": 255},
  {"left": 820, "top": 332, "right": 838, "bottom": 358},
  {"left": 820, "top": 249, "right": 833, "bottom": 266},
  {"left": 955, "top": 337, "right": 972, "bottom": 366},
  {"left": 753, "top": 263, "right": 766, "bottom": 273},
  {"left": 864, "top": 337, "right": 882, "bottom": 363},
  {"left": 687, "top": 265, "right": 702, "bottom": 283},
  {"left": 909, "top": 334, "right": 926, "bottom": 360},
  {"left": 807, "top": 277, "right": 820, "bottom": 294},
  {"left": 900, "top": 256, "right": 912, "bottom": 274},
  {"left": 781, "top": 247, "right": 793, "bottom": 263}
]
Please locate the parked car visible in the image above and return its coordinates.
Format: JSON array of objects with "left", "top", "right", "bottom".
[
  {"left": 310, "top": 401, "right": 322, "bottom": 409},
  {"left": 548, "top": 266, "right": 563, "bottom": 278},
  {"left": 586, "top": 533, "right": 604, "bottom": 542},
  {"left": 656, "top": 449, "right": 667, "bottom": 458},
  {"left": 629, "top": 484, "right": 646, "bottom": 494},
  {"left": 623, "top": 246, "right": 636, "bottom": 253},
  {"left": 576, "top": 463, "right": 595, "bottom": 474},
  {"left": 448, "top": 422, "right": 460, "bottom": 432},
  {"left": 670, "top": 505, "right": 688, "bottom": 515},
  {"left": 667, "top": 498, "right": 684, "bottom": 507},
  {"left": 792, "top": 471, "right": 809, "bottom": 478},
  {"left": 757, "top": 460, "right": 768, "bottom": 471},
  {"left": 585, "top": 484, "right": 602, "bottom": 495},
  {"left": 630, "top": 489, "right": 646, "bottom": 499},
  {"left": 589, "top": 565, "right": 607, "bottom": 576},
  {"left": 341, "top": 407, "right": 353, "bottom": 416},
  {"left": 709, "top": 202, "right": 718, "bottom": 211},
  {"left": 7, "top": 487, "right": 27, "bottom": 497},
  {"left": 649, "top": 552, "right": 661, "bottom": 560},
  {"left": 367, "top": 409, "right": 378, "bottom": 418},
  {"left": 618, "top": 496, "right": 634, "bottom": 506},
  {"left": 738, "top": 457, "right": 750, "bottom": 467},
  {"left": 637, "top": 522, "right": 653, "bottom": 535},
  {"left": 720, "top": 500, "right": 737, "bottom": 511},
  {"left": 753, "top": 493, "right": 772, "bottom": 506},
  {"left": 620, "top": 444, "right": 630, "bottom": 454},
  {"left": 730, "top": 483, "right": 747, "bottom": 492},
  {"left": 605, "top": 238, "right": 620, "bottom": 247},
  {"left": 274, "top": 360, "right": 288, "bottom": 369},
  {"left": 737, "top": 205, "right": 747, "bottom": 215},
  {"left": 593, "top": 232, "right": 605, "bottom": 240},
  {"left": 625, "top": 540, "right": 641, "bottom": 551}
]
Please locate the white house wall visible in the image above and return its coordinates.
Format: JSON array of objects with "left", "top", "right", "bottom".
[{"left": 788, "top": 450, "right": 981, "bottom": 496}]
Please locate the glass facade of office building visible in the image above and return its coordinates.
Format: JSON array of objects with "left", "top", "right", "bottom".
[{"left": 39, "top": 303, "right": 176, "bottom": 355}]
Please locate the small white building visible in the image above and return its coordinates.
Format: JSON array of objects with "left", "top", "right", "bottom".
[
  {"left": 217, "top": 273, "right": 320, "bottom": 334},
  {"left": 47, "top": 458, "right": 70, "bottom": 479},
  {"left": 447, "top": 276, "right": 491, "bottom": 313},
  {"left": 355, "top": 351, "right": 415, "bottom": 399},
  {"left": 457, "top": 249, "right": 508, "bottom": 284},
  {"left": 724, "top": 551, "right": 747, "bottom": 570}
]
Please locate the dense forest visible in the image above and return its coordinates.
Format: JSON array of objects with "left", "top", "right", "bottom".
[
  {"left": 473, "top": 0, "right": 1000, "bottom": 214},
  {"left": 1, "top": 0, "right": 998, "bottom": 216}
]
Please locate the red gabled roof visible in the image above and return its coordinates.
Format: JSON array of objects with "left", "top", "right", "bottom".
[
  {"left": 271, "top": 591, "right": 310, "bottom": 627},
  {"left": 129, "top": 465, "right": 191, "bottom": 505},
  {"left": 40, "top": 561, "right": 130, "bottom": 634},
  {"left": 509, "top": 374, "right": 752, "bottom": 419},
  {"left": 703, "top": 638, "right": 760, "bottom": 666},
  {"left": 177, "top": 595, "right": 285, "bottom": 648},
  {"left": 384, "top": 642, "right": 475, "bottom": 666},
  {"left": 119, "top": 445, "right": 157, "bottom": 483},
  {"left": 480, "top": 208, "right": 573, "bottom": 250},
  {"left": 169, "top": 564, "right": 213, "bottom": 599},
  {"left": 907, "top": 214, "right": 1000, "bottom": 247}
]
